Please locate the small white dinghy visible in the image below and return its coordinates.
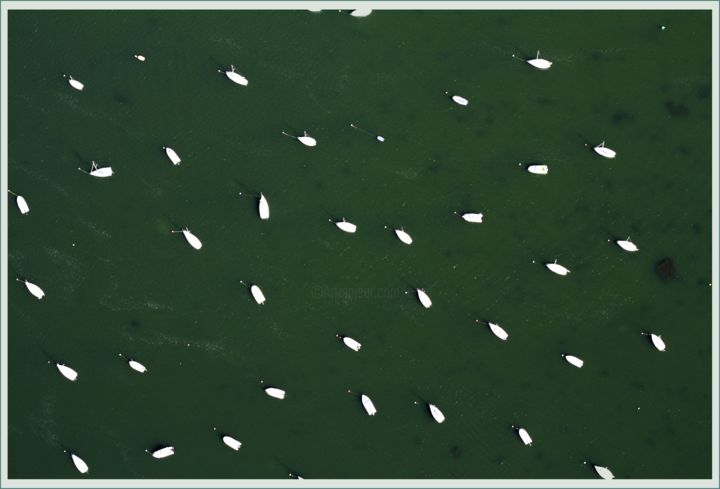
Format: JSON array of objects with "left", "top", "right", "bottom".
[
  {"left": 16, "top": 278, "right": 45, "bottom": 299},
  {"left": 134, "top": 54, "right": 146, "bottom": 61},
  {"left": 593, "top": 141, "right": 616, "bottom": 159},
  {"left": 63, "top": 74, "right": 84, "bottom": 91},
  {"left": 338, "top": 334, "right": 362, "bottom": 352},
  {"left": 416, "top": 288, "right": 432, "bottom": 308},
  {"left": 8, "top": 190, "right": 30, "bottom": 214},
  {"left": 562, "top": 353, "right": 584, "bottom": 368},
  {"left": 642, "top": 332, "right": 666, "bottom": 352},
  {"left": 240, "top": 281, "right": 266, "bottom": 305},
  {"left": 484, "top": 321, "right": 509, "bottom": 341},
  {"left": 446, "top": 92, "right": 469, "bottom": 106},
  {"left": 282, "top": 131, "right": 317, "bottom": 147},
  {"left": 69, "top": 452, "right": 89, "bottom": 474},
  {"left": 214, "top": 428, "right": 242, "bottom": 451},
  {"left": 361, "top": 394, "right": 377, "bottom": 416},
  {"left": 330, "top": 218, "right": 357, "bottom": 233},
  {"left": 545, "top": 260, "right": 570, "bottom": 276},
  {"left": 78, "top": 161, "right": 113, "bottom": 178},
  {"left": 350, "top": 8, "right": 372, "bottom": 17},
  {"left": 455, "top": 211, "right": 484, "bottom": 223},
  {"left": 163, "top": 146, "right": 181, "bottom": 165},
  {"left": 428, "top": 403, "right": 445, "bottom": 424},
  {"left": 119, "top": 354, "right": 147, "bottom": 373},
  {"left": 264, "top": 387, "right": 286, "bottom": 400},
  {"left": 385, "top": 226, "right": 413, "bottom": 245},
  {"left": 593, "top": 465, "right": 615, "bottom": 480},
  {"left": 616, "top": 237, "right": 639, "bottom": 252},
  {"left": 513, "top": 426, "right": 533, "bottom": 446},
  {"left": 525, "top": 51, "right": 552, "bottom": 70},
  {"left": 171, "top": 228, "right": 202, "bottom": 250},
  {"left": 54, "top": 363, "right": 78, "bottom": 382},
  {"left": 258, "top": 193, "right": 270, "bottom": 220},
  {"left": 149, "top": 446, "right": 174, "bottom": 459},
  {"left": 527, "top": 164, "right": 549, "bottom": 175},
  {"left": 219, "top": 65, "right": 249, "bottom": 86}
]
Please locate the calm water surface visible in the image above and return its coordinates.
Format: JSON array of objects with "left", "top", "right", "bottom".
[{"left": 7, "top": 9, "right": 712, "bottom": 479}]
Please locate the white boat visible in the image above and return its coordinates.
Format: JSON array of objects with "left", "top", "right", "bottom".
[
  {"left": 250, "top": 284, "right": 266, "bottom": 305},
  {"left": 526, "top": 51, "right": 552, "bottom": 70},
  {"left": 349, "top": 123, "right": 385, "bottom": 142},
  {"left": 265, "top": 387, "right": 286, "bottom": 399},
  {"left": 258, "top": 193, "right": 270, "bottom": 220},
  {"left": 527, "top": 164, "right": 549, "bottom": 175},
  {"left": 593, "top": 141, "right": 616, "bottom": 159},
  {"left": 643, "top": 332, "right": 666, "bottom": 352},
  {"left": 119, "top": 354, "right": 148, "bottom": 373},
  {"left": 562, "top": 354, "right": 584, "bottom": 368},
  {"left": 428, "top": 403, "right": 445, "bottom": 423},
  {"left": 486, "top": 322, "right": 509, "bottom": 341},
  {"left": 339, "top": 335, "right": 362, "bottom": 352},
  {"left": 8, "top": 190, "right": 30, "bottom": 214},
  {"left": 220, "top": 65, "right": 249, "bottom": 86},
  {"left": 134, "top": 54, "right": 146, "bottom": 61},
  {"left": 361, "top": 394, "right": 377, "bottom": 415},
  {"left": 416, "top": 288, "right": 432, "bottom": 308},
  {"left": 514, "top": 426, "right": 533, "bottom": 446},
  {"left": 79, "top": 161, "right": 113, "bottom": 178},
  {"left": 150, "top": 446, "right": 174, "bottom": 459},
  {"left": 69, "top": 453, "right": 89, "bottom": 474},
  {"left": 545, "top": 260, "right": 570, "bottom": 276},
  {"left": 350, "top": 8, "right": 372, "bottom": 17},
  {"left": 386, "top": 226, "right": 412, "bottom": 245},
  {"left": 163, "top": 146, "right": 181, "bottom": 165},
  {"left": 56, "top": 363, "right": 78, "bottom": 382},
  {"left": 64, "top": 74, "right": 84, "bottom": 91},
  {"left": 616, "top": 238, "right": 638, "bottom": 252},
  {"left": 16, "top": 278, "right": 45, "bottom": 299},
  {"left": 171, "top": 228, "right": 202, "bottom": 250},
  {"left": 282, "top": 131, "right": 317, "bottom": 147},
  {"left": 448, "top": 93, "right": 469, "bottom": 106},
  {"left": 222, "top": 435, "right": 242, "bottom": 451},
  {"left": 331, "top": 218, "right": 357, "bottom": 233},
  {"left": 594, "top": 465, "right": 615, "bottom": 480},
  {"left": 455, "top": 212, "right": 483, "bottom": 223}
]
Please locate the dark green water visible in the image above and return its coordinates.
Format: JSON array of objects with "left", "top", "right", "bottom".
[{"left": 7, "top": 9, "right": 712, "bottom": 479}]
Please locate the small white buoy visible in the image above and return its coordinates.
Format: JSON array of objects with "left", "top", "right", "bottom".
[
  {"left": 55, "top": 363, "right": 78, "bottom": 382},
  {"left": 337, "top": 334, "right": 362, "bottom": 352},
  {"left": 454, "top": 211, "right": 484, "bottom": 223},
  {"left": 240, "top": 281, "right": 266, "bottom": 305},
  {"left": 642, "top": 332, "right": 666, "bottom": 352},
  {"left": 134, "top": 54, "right": 146, "bottom": 61},
  {"left": 330, "top": 218, "right": 357, "bottom": 233},
  {"left": 361, "top": 394, "right": 377, "bottom": 415},
  {"left": 149, "top": 446, "right": 174, "bottom": 459},
  {"left": 526, "top": 164, "right": 549, "bottom": 175},
  {"left": 171, "top": 228, "right": 202, "bottom": 250},
  {"left": 218, "top": 64, "right": 249, "bottom": 86},
  {"left": 545, "top": 260, "right": 570, "bottom": 276},
  {"left": 350, "top": 8, "right": 372, "bottom": 17},
  {"left": 8, "top": 190, "right": 30, "bottom": 214},
  {"left": 416, "top": 288, "right": 432, "bottom": 308},
  {"left": 16, "top": 278, "right": 45, "bottom": 299},
  {"left": 63, "top": 74, "right": 84, "bottom": 91},
  {"left": 67, "top": 452, "right": 89, "bottom": 474},
  {"left": 593, "top": 141, "right": 617, "bottom": 159},
  {"left": 446, "top": 92, "right": 469, "bottom": 106},
  {"left": 78, "top": 161, "right": 113, "bottom": 178},
  {"left": 523, "top": 50, "right": 552, "bottom": 70},
  {"left": 593, "top": 465, "right": 615, "bottom": 480},
  {"left": 483, "top": 321, "right": 509, "bottom": 341},
  {"left": 282, "top": 130, "right": 317, "bottom": 147},
  {"left": 265, "top": 387, "right": 286, "bottom": 400},
  {"left": 513, "top": 425, "right": 533, "bottom": 446},
  {"left": 616, "top": 237, "right": 638, "bottom": 252},
  {"left": 428, "top": 403, "right": 445, "bottom": 423},
  {"left": 562, "top": 353, "right": 584, "bottom": 368},
  {"left": 163, "top": 146, "right": 181, "bottom": 165}
]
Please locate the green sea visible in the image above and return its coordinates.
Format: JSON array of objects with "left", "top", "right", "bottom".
[{"left": 6, "top": 8, "right": 713, "bottom": 480}]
